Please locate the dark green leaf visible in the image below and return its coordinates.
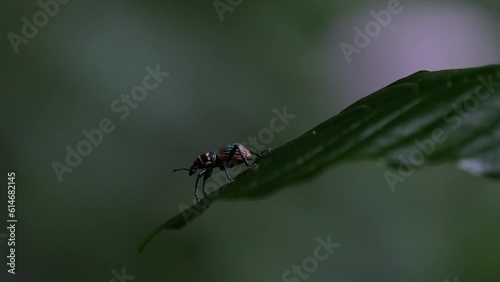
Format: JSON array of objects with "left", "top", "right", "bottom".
[{"left": 138, "top": 64, "right": 500, "bottom": 253}]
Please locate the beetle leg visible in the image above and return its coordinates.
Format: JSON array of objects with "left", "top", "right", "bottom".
[
  {"left": 226, "top": 145, "right": 250, "bottom": 166},
  {"left": 252, "top": 148, "right": 272, "bottom": 158},
  {"left": 249, "top": 150, "right": 261, "bottom": 158},
  {"left": 227, "top": 145, "right": 249, "bottom": 166},
  {"left": 235, "top": 145, "right": 251, "bottom": 166},
  {"left": 223, "top": 163, "right": 234, "bottom": 184},
  {"left": 202, "top": 169, "right": 212, "bottom": 197},
  {"left": 194, "top": 169, "right": 206, "bottom": 203},
  {"left": 226, "top": 145, "right": 238, "bottom": 165},
  {"left": 201, "top": 178, "right": 208, "bottom": 198}
]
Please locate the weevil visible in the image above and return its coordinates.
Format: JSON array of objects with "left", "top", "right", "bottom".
[{"left": 173, "top": 143, "right": 272, "bottom": 203}]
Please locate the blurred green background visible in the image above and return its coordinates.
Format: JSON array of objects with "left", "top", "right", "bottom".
[{"left": 1, "top": 0, "right": 500, "bottom": 281}]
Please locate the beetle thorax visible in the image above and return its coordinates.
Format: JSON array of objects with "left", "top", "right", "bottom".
[{"left": 197, "top": 152, "right": 216, "bottom": 167}]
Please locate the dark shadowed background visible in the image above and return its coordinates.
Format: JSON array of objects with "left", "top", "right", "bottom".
[{"left": 1, "top": 0, "right": 500, "bottom": 281}]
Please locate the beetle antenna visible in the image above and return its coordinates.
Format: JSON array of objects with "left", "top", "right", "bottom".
[{"left": 172, "top": 167, "right": 190, "bottom": 172}]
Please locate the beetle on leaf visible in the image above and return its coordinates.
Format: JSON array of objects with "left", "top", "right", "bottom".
[{"left": 173, "top": 143, "right": 272, "bottom": 203}]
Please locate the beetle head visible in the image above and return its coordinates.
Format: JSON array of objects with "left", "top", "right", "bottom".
[{"left": 188, "top": 160, "right": 200, "bottom": 175}]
